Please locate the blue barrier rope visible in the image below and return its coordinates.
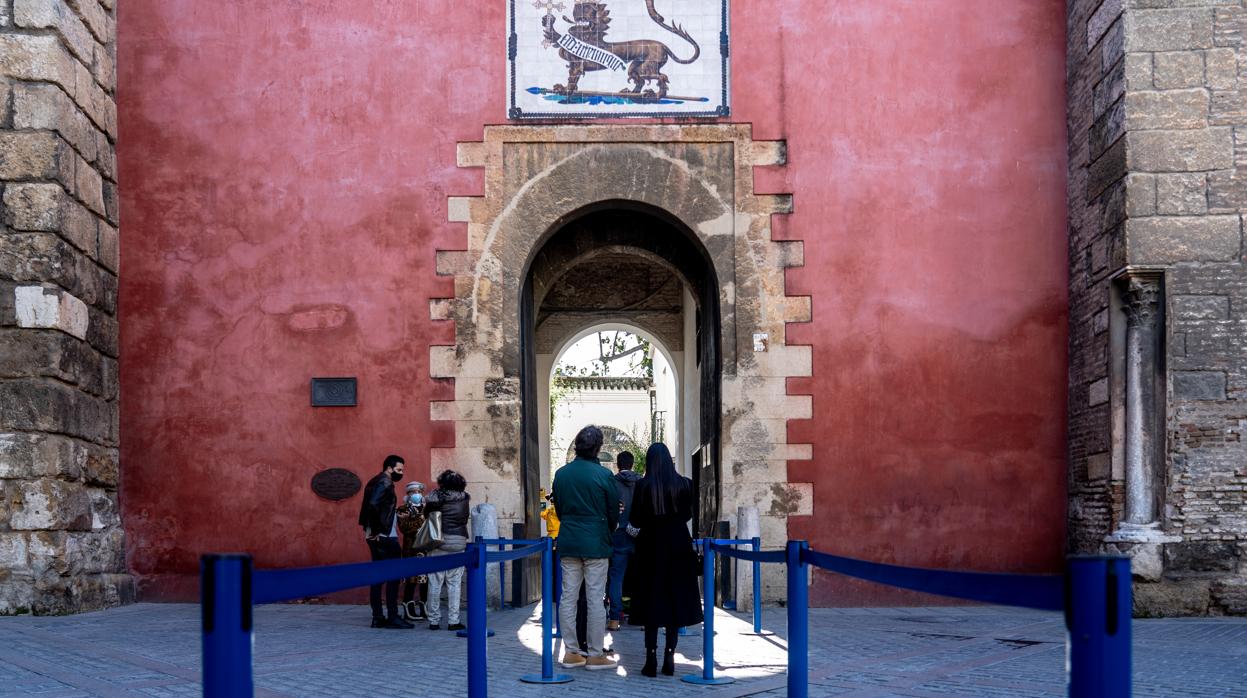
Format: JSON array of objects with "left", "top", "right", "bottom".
[
  {"left": 486, "top": 542, "right": 545, "bottom": 564},
  {"left": 208, "top": 540, "right": 563, "bottom": 698},
  {"left": 707, "top": 540, "right": 775, "bottom": 634},
  {"left": 478, "top": 538, "right": 543, "bottom": 546},
  {"left": 208, "top": 538, "right": 1127, "bottom": 698},
  {"left": 252, "top": 551, "right": 470, "bottom": 605},
  {"left": 474, "top": 536, "right": 541, "bottom": 611},
  {"left": 710, "top": 543, "right": 787, "bottom": 564},
  {"left": 702, "top": 538, "right": 754, "bottom": 546},
  {"left": 802, "top": 548, "right": 1064, "bottom": 611}
]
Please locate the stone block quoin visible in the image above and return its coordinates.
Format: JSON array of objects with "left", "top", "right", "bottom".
[
  {"left": 1068, "top": 0, "right": 1247, "bottom": 615},
  {"left": 0, "top": 0, "right": 132, "bottom": 615}
]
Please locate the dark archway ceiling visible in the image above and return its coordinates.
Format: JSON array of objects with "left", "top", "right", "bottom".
[{"left": 534, "top": 252, "right": 684, "bottom": 353}]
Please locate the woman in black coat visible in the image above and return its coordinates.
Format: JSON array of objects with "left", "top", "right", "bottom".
[{"left": 627, "top": 442, "right": 702, "bottom": 677}]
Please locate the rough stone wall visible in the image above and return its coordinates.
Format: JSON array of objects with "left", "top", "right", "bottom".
[
  {"left": 1067, "top": 0, "right": 1125, "bottom": 556},
  {"left": 1068, "top": 0, "right": 1247, "bottom": 615},
  {"left": 0, "top": 0, "right": 132, "bottom": 614}
]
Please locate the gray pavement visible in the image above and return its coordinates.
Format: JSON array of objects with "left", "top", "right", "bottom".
[{"left": 1, "top": 602, "right": 1245, "bottom": 696}]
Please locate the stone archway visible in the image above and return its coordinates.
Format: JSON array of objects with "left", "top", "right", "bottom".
[
  {"left": 526, "top": 206, "right": 721, "bottom": 532},
  {"left": 430, "top": 125, "right": 813, "bottom": 602}
]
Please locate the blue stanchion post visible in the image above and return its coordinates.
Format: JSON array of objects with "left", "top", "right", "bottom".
[
  {"left": 1067, "top": 555, "right": 1131, "bottom": 698},
  {"left": 521, "top": 537, "right": 573, "bottom": 684},
  {"left": 466, "top": 542, "right": 488, "bottom": 698},
  {"left": 787, "top": 540, "right": 809, "bottom": 698},
  {"left": 552, "top": 548, "right": 562, "bottom": 639},
  {"left": 683, "top": 539, "right": 734, "bottom": 685},
  {"left": 752, "top": 537, "right": 764, "bottom": 635},
  {"left": 459, "top": 537, "right": 496, "bottom": 638},
  {"left": 201, "top": 554, "right": 253, "bottom": 698},
  {"left": 499, "top": 541, "right": 507, "bottom": 611}
]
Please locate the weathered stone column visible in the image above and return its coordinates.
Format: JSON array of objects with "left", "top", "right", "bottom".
[
  {"left": 1122, "top": 275, "right": 1160, "bottom": 529},
  {"left": 1107, "top": 273, "right": 1175, "bottom": 581},
  {"left": 1, "top": 0, "right": 131, "bottom": 614}
]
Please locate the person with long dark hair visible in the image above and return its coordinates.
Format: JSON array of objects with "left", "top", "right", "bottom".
[{"left": 627, "top": 442, "right": 702, "bottom": 677}]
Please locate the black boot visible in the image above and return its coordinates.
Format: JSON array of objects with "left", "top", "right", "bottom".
[
  {"left": 641, "top": 649, "right": 657, "bottom": 677},
  {"left": 661, "top": 647, "right": 675, "bottom": 676}
]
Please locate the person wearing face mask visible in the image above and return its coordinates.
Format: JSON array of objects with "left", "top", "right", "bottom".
[
  {"left": 358, "top": 454, "right": 413, "bottom": 629},
  {"left": 397, "top": 481, "right": 429, "bottom": 621}
]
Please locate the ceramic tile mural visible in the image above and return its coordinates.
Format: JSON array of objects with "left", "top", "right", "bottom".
[{"left": 508, "top": 0, "right": 729, "bottom": 118}]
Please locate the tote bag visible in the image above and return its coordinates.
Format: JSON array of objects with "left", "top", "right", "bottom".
[{"left": 413, "top": 510, "right": 444, "bottom": 552}]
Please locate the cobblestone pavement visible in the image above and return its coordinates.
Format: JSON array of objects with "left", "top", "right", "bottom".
[{"left": 1, "top": 603, "right": 1245, "bottom": 696}]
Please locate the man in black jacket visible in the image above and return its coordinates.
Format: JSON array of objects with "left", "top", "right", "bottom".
[
  {"left": 606, "top": 451, "right": 641, "bottom": 630},
  {"left": 359, "top": 455, "right": 412, "bottom": 628}
]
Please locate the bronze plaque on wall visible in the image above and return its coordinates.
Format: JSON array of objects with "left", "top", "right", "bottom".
[{"left": 311, "top": 468, "right": 362, "bottom": 501}]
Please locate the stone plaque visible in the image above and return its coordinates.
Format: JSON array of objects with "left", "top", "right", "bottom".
[
  {"left": 310, "top": 377, "right": 356, "bottom": 406},
  {"left": 311, "top": 468, "right": 362, "bottom": 501},
  {"left": 508, "top": 0, "right": 730, "bottom": 119}
]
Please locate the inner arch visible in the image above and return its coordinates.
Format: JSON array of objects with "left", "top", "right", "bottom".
[
  {"left": 521, "top": 203, "right": 723, "bottom": 541},
  {"left": 541, "top": 321, "right": 685, "bottom": 488}
]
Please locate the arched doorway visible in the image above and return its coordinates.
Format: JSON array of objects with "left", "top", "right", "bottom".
[
  {"left": 520, "top": 204, "right": 723, "bottom": 537},
  {"left": 433, "top": 127, "right": 806, "bottom": 606},
  {"left": 544, "top": 323, "right": 684, "bottom": 480}
]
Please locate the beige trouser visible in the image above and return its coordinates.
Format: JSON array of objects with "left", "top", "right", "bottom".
[{"left": 559, "top": 556, "right": 609, "bottom": 657}]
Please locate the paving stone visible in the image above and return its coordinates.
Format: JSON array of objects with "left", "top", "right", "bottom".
[{"left": 0, "top": 603, "right": 1245, "bottom": 696}]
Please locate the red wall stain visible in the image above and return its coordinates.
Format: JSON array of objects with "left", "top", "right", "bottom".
[{"left": 118, "top": 0, "right": 1068, "bottom": 603}]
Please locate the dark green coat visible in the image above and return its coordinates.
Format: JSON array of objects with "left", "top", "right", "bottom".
[{"left": 551, "top": 458, "right": 620, "bottom": 559}]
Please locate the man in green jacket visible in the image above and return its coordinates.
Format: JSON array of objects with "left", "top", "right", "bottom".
[{"left": 552, "top": 425, "right": 620, "bottom": 671}]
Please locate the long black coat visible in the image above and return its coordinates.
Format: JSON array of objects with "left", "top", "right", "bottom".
[{"left": 626, "top": 478, "right": 703, "bottom": 629}]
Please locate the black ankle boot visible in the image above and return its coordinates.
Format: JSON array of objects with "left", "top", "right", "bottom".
[
  {"left": 641, "top": 649, "right": 657, "bottom": 677},
  {"left": 661, "top": 647, "right": 675, "bottom": 676}
]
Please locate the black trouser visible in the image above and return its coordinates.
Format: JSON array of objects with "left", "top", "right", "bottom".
[
  {"left": 576, "top": 585, "right": 588, "bottom": 651},
  {"left": 644, "top": 625, "right": 679, "bottom": 651},
  {"left": 575, "top": 581, "right": 609, "bottom": 651},
  {"left": 402, "top": 576, "right": 428, "bottom": 605},
  {"left": 367, "top": 536, "right": 401, "bottom": 619}
]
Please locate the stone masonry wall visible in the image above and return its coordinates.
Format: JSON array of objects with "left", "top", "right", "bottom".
[
  {"left": 1067, "top": 0, "right": 1124, "bottom": 558},
  {"left": 0, "top": 0, "right": 132, "bottom": 614},
  {"left": 1068, "top": 0, "right": 1247, "bottom": 615}
]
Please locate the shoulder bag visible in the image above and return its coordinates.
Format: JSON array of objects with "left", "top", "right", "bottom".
[{"left": 413, "top": 510, "right": 444, "bottom": 552}]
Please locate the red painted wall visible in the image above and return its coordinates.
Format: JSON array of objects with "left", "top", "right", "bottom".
[{"left": 118, "top": 0, "right": 1067, "bottom": 602}]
